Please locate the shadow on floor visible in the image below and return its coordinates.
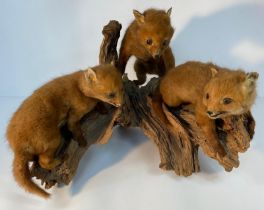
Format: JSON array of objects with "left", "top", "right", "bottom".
[{"left": 70, "top": 127, "right": 147, "bottom": 195}]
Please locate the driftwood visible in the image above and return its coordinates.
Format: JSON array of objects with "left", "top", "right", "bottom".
[{"left": 30, "top": 20, "right": 255, "bottom": 189}]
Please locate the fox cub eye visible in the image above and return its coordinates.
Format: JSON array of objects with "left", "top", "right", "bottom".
[
  {"left": 146, "top": 38, "right": 153, "bottom": 45},
  {"left": 223, "top": 98, "right": 233, "bottom": 104},
  {"left": 205, "top": 93, "right": 209, "bottom": 99},
  {"left": 163, "top": 39, "right": 168, "bottom": 46},
  {"left": 108, "top": 92, "right": 116, "bottom": 99}
]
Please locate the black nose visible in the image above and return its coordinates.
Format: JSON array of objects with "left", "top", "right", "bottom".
[
  {"left": 154, "top": 54, "right": 160, "bottom": 59},
  {"left": 207, "top": 111, "right": 213, "bottom": 116}
]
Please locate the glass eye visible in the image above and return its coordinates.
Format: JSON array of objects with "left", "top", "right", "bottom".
[
  {"left": 163, "top": 39, "right": 168, "bottom": 46},
  {"left": 146, "top": 38, "right": 152, "bottom": 45},
  {"left": 206, "top": 93, "right": 209, "bottom": 99},
  {"left": 223, "top": 98, "right": 233, "bottom": 104},
  {"left": 108, "top": 92, "right": 116, "bottom": 99}
]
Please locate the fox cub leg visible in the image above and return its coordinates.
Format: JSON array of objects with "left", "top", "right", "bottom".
[
  {"left": 134, "top": 58, "right": 166, "bottom": 85},
  {"left": 195, "top": 111, "right": 238, "bottom": 170},
  {"left": 155, "top": 48, "right": 175, "bottom": 77},
  {"left": 39, "top": 136, "right": 62, "bottom": 170},
  {"left": 162, "top": 47, "right": 175, "bottom": 71},
  {"left": 39, "top": 149, "right": 62, "bottom": 170},
  {"left": 194, "top": 102, "right": 224, "bottom": 156},
  {"left": 134, "top": 48, "right": 175, "bottom": 86},
  {"left": 118, "top": 49, "right": 131, "bottom": 74},
  {"left": 196, "top": 113, "right": 226, "bottom": 158},
  {"left": 134, "top": 59, "right": 147, "bottom": 86},
  {"left": 68, "top": 111, "right": 87, "bottom": 147}
]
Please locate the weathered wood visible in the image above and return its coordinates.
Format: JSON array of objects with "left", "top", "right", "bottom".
[
  {"left": 30, "top": 19, "right": 255, "bottom": 190},
  {"left": 99, "top": 20, "right": 122, "bottom": 66}
]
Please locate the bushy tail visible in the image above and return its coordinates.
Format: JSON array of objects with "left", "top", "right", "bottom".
[{"left": 13, "top": 154, "right": 50, "bottom": 199}]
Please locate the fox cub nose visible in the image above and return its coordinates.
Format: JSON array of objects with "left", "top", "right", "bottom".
[
  {"left": 154, "top": 54, "right": 160, "bottom": 59},
  {"left": 152, "top": 50, "right": 161, "bottom": 59},
  {"left": 207, "top": 111, "right": 213, "bottom": 116}
]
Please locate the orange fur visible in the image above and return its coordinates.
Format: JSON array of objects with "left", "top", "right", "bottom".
[
  {"left": 160, "top": 61, "right": 258, "bottom": 165},
  {"left": 119, "top": 8, "right": 175, "bottom": 85},
  {"left": 6, "top": 64, "right": 123, "bottom": 198}
]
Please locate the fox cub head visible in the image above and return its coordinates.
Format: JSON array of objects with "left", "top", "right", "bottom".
[
  {"left": 81, "top": 64, "right": 123, "bottom": 107},
  {"left": 133, "top": 8, "right": 174, "bottom": 58},
  {"left": 203, "top": 68, "right": 258, "bottom": 119}
]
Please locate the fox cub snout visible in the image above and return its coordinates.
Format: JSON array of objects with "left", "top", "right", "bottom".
[
  {"left": 132, "top": 8, "right": 174, "bottom": 59},
  {"left": 203, "top": 69, "right": 258, "bottom": 119},
  {"left": 82, "top": 65, "right": 123, "bottom": 107}
]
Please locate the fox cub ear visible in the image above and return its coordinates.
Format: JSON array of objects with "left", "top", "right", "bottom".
[
  {"left": 210, "top": 67, "right": 218, "bottom": 78},
  {"left": 133, "top": 9, "right": 144, "bottom": 24},
  {"left": 244, "top": 72, "right": 259, "bottom": 88},
  {"left": 167, "top": 7, "right": 172, "bottom": 16},
  {"left": 84, "top": 68, "right": 97, "bottom": 83},
  {"left": 246, "top": 72, "right": 259, "bottom": 81}
]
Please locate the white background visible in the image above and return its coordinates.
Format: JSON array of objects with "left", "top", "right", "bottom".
[{"left": 0, "top": 0, "right": 264, "bottom": 210}]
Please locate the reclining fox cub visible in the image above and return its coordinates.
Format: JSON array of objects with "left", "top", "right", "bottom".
[
  {"left": 6, "top": 64, "right": 123, "bottom": 198},
  {"left": 160, "top": 61, "right": 258, "bottom": 170}
]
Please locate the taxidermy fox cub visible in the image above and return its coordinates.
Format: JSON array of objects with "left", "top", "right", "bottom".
[
  {"left": 118, "top": 8, "right": 175, "bottom": 85},
  {"left": 160, "top": 61, "right": 258, "bottom": 170},
  {"left": 6, "top": 64, "right": 123, "bottom": 198}
]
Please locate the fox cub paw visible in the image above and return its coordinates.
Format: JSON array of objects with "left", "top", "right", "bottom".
[{"left": 39, "top": 158, "right": 62, "bottom": 170}]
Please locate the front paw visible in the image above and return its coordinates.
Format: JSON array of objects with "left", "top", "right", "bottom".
[
  {"left": 216, "top": 153, "right": 240, "bottom": 172},
  {"left": 39, "top": 158, "right": 62, "bottom": 170}
]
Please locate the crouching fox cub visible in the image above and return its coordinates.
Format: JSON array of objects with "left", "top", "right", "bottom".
[
  {"left": 118, "top": 8, "right": 175, "bottom": 85},
  {"left": 6, "top": 64, "right": 123, "bottom": 198},
  {"left": 160, "top": 61, "right": 258, "bottom": 170}
]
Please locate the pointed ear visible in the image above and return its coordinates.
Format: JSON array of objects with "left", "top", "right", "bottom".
[
  {"left": 246, "top": 72, "right": 259, "bottom": 81},
  {"left": 84, "top": 68, "right": 97, "bottom": 83},
  {"left": 244, "top": 72, "right": 259, "bottom": 88},
  {"left": 210, "top": 67, "right": 218, "bottom": 78},
  {"left": 133, "top": 9, "right": 144, "bottom": 24},
  {"left": 167, "top": 7, "right": 172, "bottom": 16}
]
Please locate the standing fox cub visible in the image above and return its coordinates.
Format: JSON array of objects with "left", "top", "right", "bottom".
[
  {"left": 6, "top": 64, "right": 123, "bottom": 198},
  {"left": 160, "top": 61, "right": 258, "bottom": 170},
  {"left": 118, "top": 8, "right": 175, "bottom": 85}
]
